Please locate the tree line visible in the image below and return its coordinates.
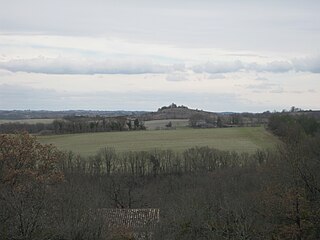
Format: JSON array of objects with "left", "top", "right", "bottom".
[
  {"left": 189, "top": 112, "right": 270, "bottom": 128},
  {"left": 0, "top": 116, "right": 145, "bottom": 135}
]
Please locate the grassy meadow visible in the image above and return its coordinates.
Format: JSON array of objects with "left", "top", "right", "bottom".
[
  {"left": 144, "top": 119, "right": 189, "bottom": 130},
  {"left": 38, "top": 126, "right": 279, "bottom": 156}
]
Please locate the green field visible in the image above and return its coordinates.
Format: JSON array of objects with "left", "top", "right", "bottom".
[
  {"left": 0, "top": 118, "right": 56, "bottom": 124},
  {"left": 144, "top": 119, "right": 189, "bottom": 130},
  {"left": 38, "top": 127, "right": 279, "bottom": 156}
]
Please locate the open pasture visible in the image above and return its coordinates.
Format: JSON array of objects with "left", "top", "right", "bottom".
[
  {"left": 144, "top": 119, "right": 189, "bottom": 130},
  {"left": 38, "top": 127, "right": 278, "bottom": 156}
]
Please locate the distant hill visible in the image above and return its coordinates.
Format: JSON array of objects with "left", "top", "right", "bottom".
[{"left": 140, "top": 103, "right": 217, "bottom": 121}]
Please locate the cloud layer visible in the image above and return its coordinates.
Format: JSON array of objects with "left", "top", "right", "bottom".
[
  {"left": 1, "top": 1, "right": 319, "bottom": 111},
  {"left": 293, "top": 55, "right": 320, "bottom": 73},
  {"left": 1, "top": 0, "right": 320, "bottom": 53},
  {"left": 0, "top": 57, "right": 180, "bottom": 75},
  {"left": 1, "top": 56, "right": 319, "bottom": 75}
]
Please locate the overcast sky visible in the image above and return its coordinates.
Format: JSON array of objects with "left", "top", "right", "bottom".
[{"left": 0, "top": 0, "right": 319, "bottom": 112}]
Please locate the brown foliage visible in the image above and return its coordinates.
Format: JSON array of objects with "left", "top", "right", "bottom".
[
  {"left": 0, "top": 132, "right": 65, "bottom": 239},
  {"left": 0, "top": 132, "right": 64, "bottom": 190}
]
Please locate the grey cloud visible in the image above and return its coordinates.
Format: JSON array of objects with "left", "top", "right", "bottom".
[
  {"left": 252, "top": 56, "right": 320, "bottom": 73},
  {"left": 290, "top": 90, "right": 304, "bottom": 94},
  {"left": 193, "top": 60, "right": 293, "bottom": 74},
  {"left": 292, "top": 55, "right": 320, "bottom": 73},
  {"left": 245, "top": 82, "right": 278, "bottom": 90},
  {"left": 241, "top": 82, "right": 284, "bottom": 94},
  {"left": 224, "top": 53, "right": 268, "bottom": 58},
  {"left": 0, "top": 57, "right": 179, "bottom": 75},
  {"left": 208, "top": 74, "right": 226, "bottom": 80},
  {"left": 255, "top": 77, "right": 268, "bottom": 81},
  {"left": 171, "top": 63, "right": 186, "bottom": 72},
  {"left": 1, "top": 55, "right": 319, "bottom": 75},
  {"left": 248, "top": 61, "right": 293, "bottom": 73},
  {"left": 166, "top": 72, "right": 188, "bottom": 81},
  {"left": 269, "top": 88, "right": 284, "bottom": 93},
  {"left": 1, "top": 0, "right": 320, "bottom": 53},
  {"left": 192, "top": 56, "right": 320, "bottom": 74},
  {"left": 308, "top": 89, "right": 317, "bottom": 93},
  {"left": 0, "top": 69, "right": 13, "bottom": 76},
  {"left": 193, "top": 60, "right": 243, "bottom": 74}
]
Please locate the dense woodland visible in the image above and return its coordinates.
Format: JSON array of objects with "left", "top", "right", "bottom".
[{"left": 0, "top": 114, "right": 320, "bottom": 239}]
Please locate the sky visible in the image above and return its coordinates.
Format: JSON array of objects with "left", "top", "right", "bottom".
[{"left": 0, "top": 0, "right": 319, "bottom": 112}]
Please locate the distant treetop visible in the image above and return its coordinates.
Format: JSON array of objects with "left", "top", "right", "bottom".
[{"left": 158, "top": 103, "right": 188, "bottom": 111}]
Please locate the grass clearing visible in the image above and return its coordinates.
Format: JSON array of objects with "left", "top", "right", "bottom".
[
  {"left": 38, "top": 127, "right": 279, "bottom": 156},
  {"left": 144, "top": 119, "right": 189, "bottom": 130}
]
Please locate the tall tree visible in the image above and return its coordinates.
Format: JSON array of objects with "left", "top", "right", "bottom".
[{"left": 0, "top": 132, "right": 64, "bottom": 240}]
